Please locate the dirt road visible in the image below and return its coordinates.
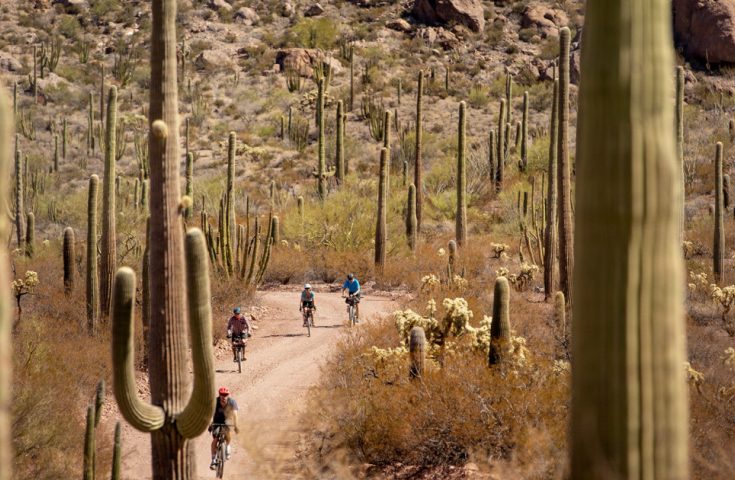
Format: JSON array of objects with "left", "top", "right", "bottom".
[{"left": 119, "top": 289, "right": 395, "bottom": 479}]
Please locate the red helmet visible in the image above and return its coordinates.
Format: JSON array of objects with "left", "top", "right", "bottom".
[{"left": 218, "top": 387, "right": 230, "bottom": 396}]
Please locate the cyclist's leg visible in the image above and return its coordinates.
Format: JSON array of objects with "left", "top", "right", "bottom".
[
  {"left": 210, "top": 432, "right": 218, "bottom": 468},
  {"left": 225, "top": 428, "right": 232, "bottom": 458}
]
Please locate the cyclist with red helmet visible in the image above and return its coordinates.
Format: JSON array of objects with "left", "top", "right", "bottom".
[{"left": 209, "top": 387, "right": 239, "bottom": 470}]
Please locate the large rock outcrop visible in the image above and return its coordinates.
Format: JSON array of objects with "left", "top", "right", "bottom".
[
  {"left": 412, "top": 0, "right": 485, "bottom": 33},
  {"left": 674, "top": 0, "right": 735, "bottom": 64}
]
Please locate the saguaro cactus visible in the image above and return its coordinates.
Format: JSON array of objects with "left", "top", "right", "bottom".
[
  {"left": 225, "top": 132, "right": 235, "bottom": 274},
  {"left": 409, "top": 326, "right": 426, "bottom": 379},
  {"left": 714, "top": 142, "right": 725, "bottom": 283},
  {"left": 520, "top": 91, "right": 529, "bottom": 172},
  {"left": 676, "top": 66, "right": 685, "bottom": 238},
  {"left": 571, "top": 0, "right": 688, "bottom": 477},
  {"left": 375, "top": 147, "right": 388, "bottom": 272},
  {"left": 496, "top": 99, "right": 506, "bottom": 192},
  {"left": 447, "top": 239, "right": 457, "bottom": 280},
  {"left": 489, "top": 276, "right": 510, "bottom": 365},
  {"left": 25, "top": 212, "right": 34, "bottom": 258},
  {"left": 83, "top": 404, "right": 95, "bottom": 480},
  {"left": 554, "top": 290, "right": 566, "bottom": 341},
  {"left": 63, "top": 227, "right": 75, "bottom": 295},
  {"left": 100, "top": 86, "right": 118, "bottom": 318},
  {"left": 111, "top": 422, "right": 121, "bottom": 480},
  {"left": 317, "top": 78, "right": 327, "bottom": 199},
  {"left": 544, "top": 78, "right": 559, "bottom": 300},
  {"left": 488, "top": 129, "right": 496, "bottom": 183},
  {"left": 87, "top": 175, "right": 99, "bottom": 335},
  {"left": 456, "top": 101, "right": 467, "bottom": 247},
  {"left": 14, "top": 147, "right": 24, "bottom": 251},
  {"left": 406, "top": 183, "right": 417, "bottom": 252},
  {"left": 110, "top": 2, "right": 217, "bottom": 477},
  {"left": 557, "top": 28, "right": 573, "bottom": 304},
  {"left": 184, "top": 152, "right": 193, "bottom": 219},
  {"left": 0, "top": 86, "right": 14, "bottom": 480},
  {"left": 414, "top": 71, "right": 424, "bottom": 232},
  {"left": 336, "top": 100, "right": 345, "bottom": 184}
]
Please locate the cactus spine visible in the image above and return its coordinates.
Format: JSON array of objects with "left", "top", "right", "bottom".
[
  {"left": 406, "top": 183, "right": 417, "bottom": 252},
  {"left": 409, "top": 326, "right": 426, "bottom": 379},
  {"left": 375, "top": 147, "right": 388, "bottom": 272},
  {"left": 456, "top": 101, "right": 467, "bottom": 246},
  {"left": 571, "top": 0, "right": 688, "bottom": 476},
  {"left": 317, "top": 78, "right": 327, "bottom": 199},
  {"left": 185, "top": 152, "right": 193, "bottom": 219},
  {"left": 100, "top": 86, "right": 117, "bottom": 319},
  {"left": 496, "top": 99, "right": 506, "bottom": 192},
  {"left": 336, "top": 100, "right": 345, "bottom": 183},
  {"left": 110, "top": 1, "right": 217, "bottom": 476},
  {"left": 520, "top": 91, "right": 529, "bottom": 172},
  {"left": 87, "top": 175, "right": 99, "bottom": 335},
  {"left": 0, "top": 85, "right": 14, "bottom": 480},
  {"left": 714, "top": 142, "right": 725, "bottom": 283},
  {"left": 557, "top": 28, "right": 573, "bottom": 304},
  {"left": 414, "top": 71, "right": 424, "bottom": 232},
  {"left": 676, "top": 66, "right": 685, "bottom": 238},
  {"left": 489, "top": 276, "right": 510, "bottom": 365},
  {"left": 63, "top": 227, "right": 75, "bottom": 295},
  {"left": 544, "top": 78, "right": 559, "bottom": 300},
  {"left": 25, "top": 212, "right": 34, "bottom": 258}
]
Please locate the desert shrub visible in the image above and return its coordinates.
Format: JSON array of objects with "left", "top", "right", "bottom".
[{"left": 284, "top": 18, "right": 340, "bottom": 50}]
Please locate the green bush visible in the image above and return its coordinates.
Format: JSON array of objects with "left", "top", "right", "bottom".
[{"left": 284, "top": 18, "right": 340, "bottom": 50}]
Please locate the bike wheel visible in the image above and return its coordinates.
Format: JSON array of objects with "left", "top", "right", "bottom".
[
  {"left": 216, "top": 442, "right": 226, "bottom": 478},
  {"left": 349, "top": 305, "right": 355, "bottom": 327},
  {"left": 237, "top": 348, "right": 242, "bottom": 374}
]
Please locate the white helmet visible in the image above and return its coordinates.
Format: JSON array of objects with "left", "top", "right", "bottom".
[{"left": 304, "top": 283, "right": 312, "bottom": 289}]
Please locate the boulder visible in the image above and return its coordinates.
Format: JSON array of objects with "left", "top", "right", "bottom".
[
  {"left": 674, "top": 0, "right": 735, "bottom": 64},
  {"left": 52, "top": 0, "right": 88, "bottom": 14},
  {"left": 281, "top": 1, "right": 296, "bottom": 16},
  {"left": 0, "top": 53, "right": 23, "bottom": 72},
  {"left": 415, "top": 27, "right": 461, "bottom": 50},
  {"left": 304, "top": 3, "right": 324, "bottom": 16},
  {"left": 208, "top": 0, "right": 232, "bottom": 12},
  {"left": 234, "top": 7, "right": 259, "bottom": 25},
  {"left": 275, "top": 48, "right": 343, "bottom": 77},
  {"left": 521, "top": 4, "right": 568, "bottom": 38},
  {"left": 386, "top": 18, "right": 413, "bottom": 33},
  {"left": 194, "top": 50, "right": 234, "bottom": 72},
  {"left": 412, "top": 0, "right": 485, "bottom": 33}
]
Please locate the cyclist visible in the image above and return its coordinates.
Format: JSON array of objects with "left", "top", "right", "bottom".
[
  {"left": 299, "top": 284, "right": 316, "bottom": 327},
  {"left": 209, "top": 387, "right": 239, "bottom": 469},
  {"left": 341, "top": 273, "right": 361, "bottom": 322},
  {"left": 227, "top": 307, "right": 252, "bottom": 362}
]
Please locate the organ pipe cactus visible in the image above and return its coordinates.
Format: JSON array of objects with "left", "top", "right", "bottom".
[
  {"left": 714, "top": 142, "right": 724, "bottom": 283},
  {"left": 489, "top": 276, "right": 510, "bottom": 365},
  {"left": 0, "top": 87, "right": 14, "bottom": 480},
  {"left": 87, "top": 175, "right": 99, "bottom": 336},
  {"left": 317, "top": 78, "right": 327, "bottom": 199},
  {"left": 456, "top": 101, "right": 467, "bottom": 246},
  {"left": 557, "top": 28, "right": 573, "bottom": 304},
  {"left": 375, "top": 147, "right": 388, "bottom": 272},
  {"left": 100, "top": 86, "right": 117, "bottom": 318},
  {"left": 336, "top": 100, "right": 345, "bottom": 183},
  {"left": 571, "top": 0, "right": 688, "bottom": 477},
  {"left": 496, "top": 99, "right": 506, "bottom": 192},
  {"left": 409, "top": 326, "right": 426, "bottom": 380},
  {"left": 111, "top": 1, "right": 216, "bottom": 475},
  {"left": 544, "top": 78, "right": 559, "bottom": 300},
  {"left": 414, "top": 71, "right": 424, "bottom": 232},
  {"left": 63, "top": 227, "right": 75, "bottom": 295},
  {"left": 25, "top": 212, "right": 34, "bottom": 258},
  {"left": 406, "top": 183, "right": 417, "bottom": 252}
]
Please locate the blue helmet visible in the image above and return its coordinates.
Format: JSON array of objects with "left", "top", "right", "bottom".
[{"left": 233, "top": 307, "right": 241, "bottom": 314}]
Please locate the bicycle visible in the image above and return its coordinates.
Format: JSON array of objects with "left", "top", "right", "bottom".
[
  {"left": 302, "top": 305, "right": 314, "bottom": 337},
  {"left": 231, "top": 333, "right": 248, "bottom": 373},
  {"left": 210, "top": 423, "right": 231, "bottom": 479},
  {"left": 346, "top": 294, "right": 358, "bottom": 327}
]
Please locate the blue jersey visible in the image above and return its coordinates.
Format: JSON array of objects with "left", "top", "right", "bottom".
[{"left": 342, "top": 278, "right": 360, "bottom": 294}]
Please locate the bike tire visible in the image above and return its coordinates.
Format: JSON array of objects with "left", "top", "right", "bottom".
[
  {"left": 349, "top": 305, "right": 355, "bottom": 327},
  {"left": 237, "top": 348, "right": 242, "bottom": 374},
  {"left": 216, "top": 442, "right": 226, "bottom": 478},
  {"left": 306, "top": 320, "right": 311, "bottom": 337}
]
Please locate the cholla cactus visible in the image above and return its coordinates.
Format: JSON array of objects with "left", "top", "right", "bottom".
[
  {"left": 420, "top": 274, "right": 440, "bottom": 292},
  {"left": 12, "top": 271, "right": 39, "bottom": 322},
  {"left": 710, "top": 284, "right": 735, "bottom": 334},
  {"left": 490, "top": 243, "right": 509, "bottom": 258},
  {"left": 721, "top": 347, "right": 735, "bottom": 371}
]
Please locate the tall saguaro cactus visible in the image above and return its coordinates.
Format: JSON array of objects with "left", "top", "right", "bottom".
[
  {"left": 184, "top": 152, "right": 193, "bottom": 219},
  {"left": 87, "top": 175, "right": 99, "bottom": 335},
  {"left": 317, "top": 78, "right": 327, "bottom": 199},
  {"left": 557, "top": 28, "right": 573, "bottom": 304},
  {"left": 456, "top": 101, "right": 467, "bottom": 246},
  {"left": 496, "top": 99, "right": 506, "bottom": 192},
  {"left": 406, "top": 183, "right": 417, "bottom": 252},
  {"left": 520, "top": 91, "right": 529, "bottom": 172},
  {"left": 0, "top": 87, "right": 15, "bottom": 480},
  {"left": 110, "top": 2, "right": 216, "bottom": 477},
  {"left": 225, "top": 132, "right": 235, "bottom": 274},
  {"left": 676, "top": 66, "right": 685, "bottom": 238},
  {"left": 100, "top": 86, "right": 118, "bottom": 318},
  {"left": 409, "top": 326, "right": 425, "bottom": 379},
  {"left": 335, "top": 100, "right": 345, "bottom": 183},
  {"left": 571, "top": 0, "right": 688, "bottom": 478},
  {"left": 14, "top": 147, "right": 24, "bottom": 251},
  {"left": 544, "top": 78, "right": 559, "bottom": 300},
  {"left": 414, "top": 71, "right": 424, "bottom": 232},
  {"left": 714, "top": 142, "right": 725, "bottom": 283},
  {"left": 375, "top": 147, "right": 388, "bottom": 272},
  {"left": 63, "top": 227, "right": 75, "bottom": 295},
  {"left": 489, "top": 276, "right": 510, "bottom": 366}
]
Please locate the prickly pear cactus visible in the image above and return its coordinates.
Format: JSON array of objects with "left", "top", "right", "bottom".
[{"left": 571, "top": 0, "right": 688, "bottom": 477}]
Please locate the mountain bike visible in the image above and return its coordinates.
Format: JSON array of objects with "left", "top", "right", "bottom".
[
  {"left": 302, "top": 306, "right": 314, "bottom": 337},
  {"left": 211, "top": 423, "right": 230, "bottom": 479},
  {"left": 231, "top": 333, "right": 248, "bottom": 373},
  {"left": 346, "top": 294, "right": 358, "bottom": 327}
]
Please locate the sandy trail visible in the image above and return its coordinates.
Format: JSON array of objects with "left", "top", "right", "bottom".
[{"left": 120, "top": 289, "right": 394, "bottom": 479}]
